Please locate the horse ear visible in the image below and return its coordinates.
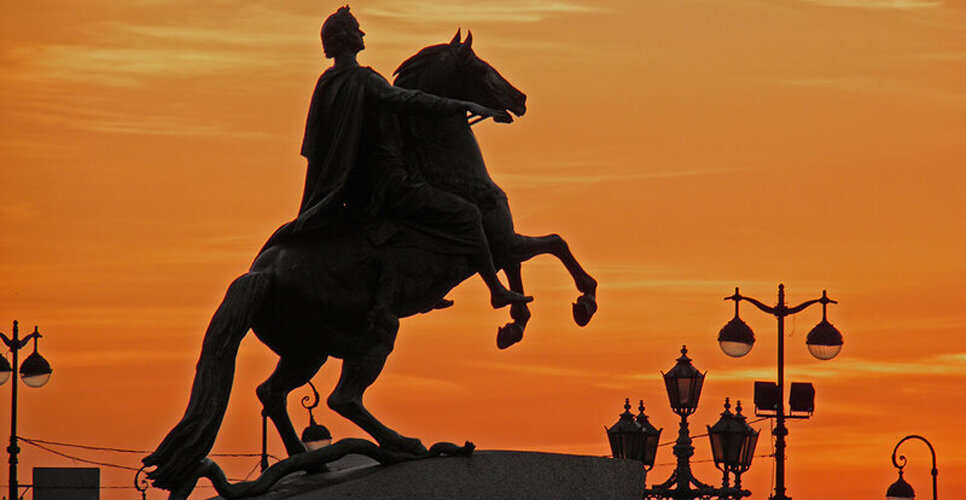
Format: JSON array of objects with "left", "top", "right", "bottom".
[
  {"left": 464, "top": 30, "right": 473, "bottom": 48},
  {"left": 450, "top": 28, "right": 461, "bottom": 46}
]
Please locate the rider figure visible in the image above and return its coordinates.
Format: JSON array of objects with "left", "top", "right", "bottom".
[{"left": 288, "top": 6, "right": 531, "bottom": 310}]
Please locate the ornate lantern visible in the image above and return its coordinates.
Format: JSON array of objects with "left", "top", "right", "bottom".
[
  {"left": 885, "top": 469, "right": 915, "bottom": 500},
  {"left": 662, "top": 346, "right": 705, "bottom": 416},
  {"left": 634, "top": 400, "right": 662, "bottom": 469},
  {"left": 707, "top": 399, "right": 758, "bottom": 487},
  {"left": 301, "top": 418, "right": 332, "bottom": 451},
  {"left": 607, "top": 398, "right": 646, "bottom": 462}
]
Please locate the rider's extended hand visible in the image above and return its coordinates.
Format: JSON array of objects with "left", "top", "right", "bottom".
[{"left": 464, "top": 102, "right": 513, "bottom": 124}]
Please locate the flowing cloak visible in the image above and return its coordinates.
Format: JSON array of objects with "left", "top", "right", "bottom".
[{"left": 262, "top": 65, "right": 486, "bottom": 256}]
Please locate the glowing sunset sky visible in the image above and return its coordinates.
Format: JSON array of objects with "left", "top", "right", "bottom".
[{"left": 2, "top": 0, "right": 965, "bottom": 498}]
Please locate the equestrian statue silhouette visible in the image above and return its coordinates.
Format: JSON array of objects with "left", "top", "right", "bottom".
[{"left": 144, "top": 9, "right": 596, "bottom": 498}]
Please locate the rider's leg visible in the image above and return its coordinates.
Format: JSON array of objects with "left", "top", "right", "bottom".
[
  {"left": 384, "top": 180, "right": 531, "bottom": 309},
  {"left": 466, "top": 210, "right": 533, "bottom": 309}
]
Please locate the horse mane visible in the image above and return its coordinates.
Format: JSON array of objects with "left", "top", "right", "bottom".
[{"left": 393, "top": 44, "right": 454, "bottom": 90}]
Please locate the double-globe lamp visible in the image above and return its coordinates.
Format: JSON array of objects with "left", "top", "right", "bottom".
[
  {"left": 0, "top": 326, "right": 52, "bottom": 388},
  {"left": 717, "top": 288, "right": 844, "bottom": 361}
]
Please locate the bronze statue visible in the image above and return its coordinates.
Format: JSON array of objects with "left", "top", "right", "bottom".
[{"left": 143, "top": 6, "right": 596, "bottom": 499}]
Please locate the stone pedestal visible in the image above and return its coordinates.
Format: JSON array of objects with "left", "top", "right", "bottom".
[{"left": 211, "top": 450, "right": 644, "bottom": 499}]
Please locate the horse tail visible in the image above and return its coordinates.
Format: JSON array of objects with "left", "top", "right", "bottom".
[{"left": 143, "top": 271, "right": 271, "bottom": 491}]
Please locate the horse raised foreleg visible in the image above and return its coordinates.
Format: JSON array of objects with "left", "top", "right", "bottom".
[
  {"left": 327, "top": 317, "right": 427, "bottom": 456},
  {"left": 256, "top": 353, "right": 327, "bottom": 458},
  {"left": 497, "top": 262, "right": 531, "bottom": 349},
  {"left": 510, "top": 233, "right": 598, "bottom": 326}
]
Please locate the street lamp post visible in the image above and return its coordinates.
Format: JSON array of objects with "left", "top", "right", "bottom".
[
  {"left": 887, "top": 435, "right": 938, "bottom": 500},
  {"left": 649, "top": 346, "right": 711, "bottom": 497},
  {"left": 300, "top": 381, "right": 332, "bottom": 451},
  {"left": 633, "top": 346, "right": 754, "bottom": 500},
  {"left": 716, "top": 284, "right": 843, "bottom": 500},
  {"left": 258, "top": 381, "right": 332, "bottom": 477},
  {"left": 0, "top": 321, "right": 53, "bottom": 500}
]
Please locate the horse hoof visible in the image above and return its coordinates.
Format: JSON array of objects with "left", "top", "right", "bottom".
[
  {"left": 428, "top": 441, "right": 476, "bottom": 456},
  {"left": 497, "top": 323, "right": 524, "bottom": 349},
  {"left": 572, "top": 294, "right": 597, "bottom": 327}
]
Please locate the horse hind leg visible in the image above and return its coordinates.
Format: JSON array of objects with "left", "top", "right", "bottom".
[
  {"left": 510, "top": 233, "right": 598, "bottom": 326},
  {"left": 327, "top": 315, "right": 427, "bottom": 456},
  {"left": 256, "top": 352, "right": 328, "bottom": 458}
]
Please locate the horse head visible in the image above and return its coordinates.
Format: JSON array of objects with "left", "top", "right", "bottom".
[{"left": 394, "top": 29, "right": 526, "bottom": 118}]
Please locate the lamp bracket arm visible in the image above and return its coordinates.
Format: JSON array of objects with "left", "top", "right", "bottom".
[
  {"left": 737, "top": 295, "right": 776, "bottom": 315},
  {"left": 17, "top": 332, "right": 40, "bottom": 350},
  {"left": 785, "top": 298, "right": 825, "bottom": 315},
  {"left": 892, "top": 434, "right": 937, "bottom": 470}
]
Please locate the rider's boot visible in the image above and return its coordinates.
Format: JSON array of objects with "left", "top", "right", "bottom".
[
  {"left": 421, "top": 298, "right": 455, "bottom": 313},
  {"left": 490, "top": 285, "right": 532, "bottom": 309},
  {"left": 473, "top": 253, "right": 533, "bottom": 309}
]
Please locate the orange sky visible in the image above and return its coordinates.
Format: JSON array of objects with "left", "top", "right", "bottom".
[{"left": 2, "top": 0, "right": 965, "bottom": 498}]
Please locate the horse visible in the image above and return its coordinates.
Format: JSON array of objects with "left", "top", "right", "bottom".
[
  {"left": 394, "top": 30, "right": 597, "bottom": 347},
  {"left": 143, "top": 30, "right": 597, "bottom": 498}
]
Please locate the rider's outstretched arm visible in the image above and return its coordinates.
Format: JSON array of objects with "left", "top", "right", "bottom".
[
  {"left": 366, "top": 70, "right": 462, "bottom": 115},
  {"left": 365, "top": 70, "right": 503, "bottom": 120}
]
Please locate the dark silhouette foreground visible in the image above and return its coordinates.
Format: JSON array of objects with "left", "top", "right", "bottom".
[{"left": 143, "top": 15, "right": 596, "bottom": 499}]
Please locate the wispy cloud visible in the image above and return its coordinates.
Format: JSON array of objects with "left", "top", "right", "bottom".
[
  {"left": 381, "top": 373, "right": 466, "bottom": 392},
  {"left": 79, "top": 112, "right": 268, "bottom": 138},
  {"left": 1, "top": 4, "right": 315, "bottom": 89},
  {"left": 502, "top": 167, "right": 741, "bottom": 188},
  {"left": 365, "top": 0, "right": 606, "bottom": 23},
  {"left": 6, "top": 90, "right": 268, "bottom": 139},
  {"left": 55, "top": 349, "right": 196, "bottom": 368},
  {"left": 698, "top": 352, "right": 966, "bottom": 382},
  {"left": 791, "top": 0, "right": 942, "bottom": 9},
  {"left": 6, "top": 43, "right": 297, "bottom": 89},
  {"left": 0, "top": 202, "right": 40, "bottom": 220},
  {"left": 603, "top": 278, "right": 769, "bottom": 292},
  {"left": 0, "top": 5, "right": 318, "bottom": 139},
  {"left": 579, "top": 263, "right": 771, "bottom": 293},
  {"left": 471, "top": 360, "right": 604, "bottom": 378},
  {"left": 754, "top": 76, "right": 966, "bottom": 105},
  {"left": 115, "top": 21, "right": 305, "bottom": 48},
  {"left": 897, "top": 49, "right": 966, "bottom": 61}
]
